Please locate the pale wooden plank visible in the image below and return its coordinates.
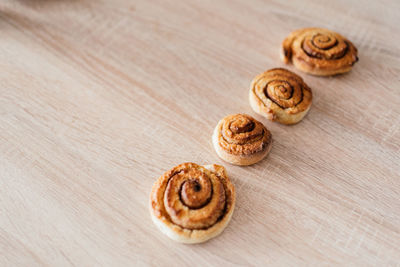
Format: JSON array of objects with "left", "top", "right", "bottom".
[{"left": 0, "top": 0, "right": 399, "bottom": 265}]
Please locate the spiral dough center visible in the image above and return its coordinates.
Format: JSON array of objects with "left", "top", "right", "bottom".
[
  {"left": 265, "top": 78, "right": 302, "bottom": 109},
  {"left": 163, "top": 167, "right": 226, "bottom": 230},
  {"left": 218, "top": 114, "right": 271, "bottom": 156},
  {"left": 303, "top": 33, "right": 348, "bottom": 60}
]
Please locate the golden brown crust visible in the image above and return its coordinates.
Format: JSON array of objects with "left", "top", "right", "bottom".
[
  {"left": 249, "top": 68, "right": 312, "bottom": 124},
  {"left": 150, "top": 163, "right": 235, "bottom": 243},
  {"left": 281, "top": 28, "right": 358, "bottom": 76},
  {"left": 212, "top": 114, "right": 272, "bottom": 165}
]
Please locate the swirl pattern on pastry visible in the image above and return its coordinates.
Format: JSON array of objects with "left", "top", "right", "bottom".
[
  {"left": 281, "top": 28, "right": 358, "bottom": 76},
  {"left": 249, "top": 68, "right": 312, "bottom": 124},
  {"left": 212, "top": 114, "right": 272, "bottom": 165},
  {"left": 150, "top": 163, "right": 235, "bottom": 243}
]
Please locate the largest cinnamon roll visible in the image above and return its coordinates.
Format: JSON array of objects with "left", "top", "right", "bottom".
[
  {"left": 150, "top": 162, "right": 235, "bottom": 243},
  {"left": 281, "top": 28, "right": 358, "bottom": 76}
]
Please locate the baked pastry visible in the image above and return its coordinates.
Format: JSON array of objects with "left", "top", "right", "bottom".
[
  {"left": 281, "top": 28, "right": 358, "bottom": 76},
  {"left": 150, "top": 162, "right": 235, "bottom": 244},
  {"left": 212, "top": 114, "right": 272, "bottom": 165},
  {"left": 249, "top": 68, "right": 312, "bottom": 124}
]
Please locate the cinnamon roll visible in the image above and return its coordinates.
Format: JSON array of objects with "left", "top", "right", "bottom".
[
  {"left": 281, "top": 28, "right": 358, "bottom": 76},
  {"left": 249, "top": 68, "right": 312, "bottom": 124},
  {"left": 212, "top": 114, "right": 272, "bottom": 165},
  {"left": 150, "top": 162, "right": 235, "bottom": 243}
]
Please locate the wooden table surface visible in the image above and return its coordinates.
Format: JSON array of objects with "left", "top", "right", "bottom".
[{"left": 1, "top": 0, "right": 400, "bottom": 266}]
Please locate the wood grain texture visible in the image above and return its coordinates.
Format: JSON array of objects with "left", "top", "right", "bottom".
[{"left": 1, "top": 0, "right": 399, "bottom": 266}]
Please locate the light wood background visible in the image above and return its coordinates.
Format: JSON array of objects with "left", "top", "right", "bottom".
[{"left": 1, "top": 0, "right": 399, "bottom": 266}]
